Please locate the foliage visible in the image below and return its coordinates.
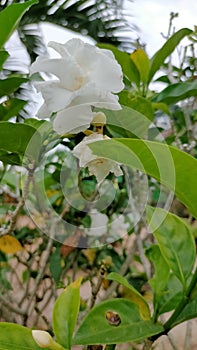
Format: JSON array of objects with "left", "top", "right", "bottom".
[{"left": 0, "top": 2, "right": 197, "bottom": 350}]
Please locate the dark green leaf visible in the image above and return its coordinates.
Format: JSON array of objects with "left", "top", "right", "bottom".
[
  {"left": 153, "top": 80, "right": 197, "bottom": 104},
  {"left": 52, "top": 277, "right": 82, "bottom": 349},
  {"left": 0, "top": 323, "right": 41, "bottom": 350},
  {"left": 89, "top": 138, "right": 197, "bottom": 219},
  {"left": 157, "top": 274, "right": 183, "bottom": 315},
  {"left": 148, "top": 28, "right": 192, "bottom": 84},
  {"left": 172, "top": 296, "right": 197, "bottom": 327},
  {"left": 146, "top": 206, "right": 196, "bottom": 287},
  {"left": 0, "top": 150, "right": 21, "bottom": 165},
  {"left": 0, "top": 49, "right": 9, "bottom": 70},
  {"left": 73, "top": 299, "right": 164, "bottom": 345},
  {"left": 0, "top": 99, "right": 27, "bottom": 121},
  {"left": 49, "top": 248, "right": 62, "bottom": 284},
  {"left": 0, "top": 77, "right": 28, "bottom": 98},
  {"left": 0, "top": 122, "right": 41, "bottom": 161},
  {"left": 97, "top": 43, "right": 140, "bottom": 86},
  {"left": 0, "top": 0, "right": 38, "bottom": 48}
]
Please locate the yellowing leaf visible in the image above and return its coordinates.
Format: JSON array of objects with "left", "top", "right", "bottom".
[
  {"left": 0, "top": 235, "right": 23, "bottom": 254},
  {"left": 130, "top": 49, "right": 150, "bottom": 84}
]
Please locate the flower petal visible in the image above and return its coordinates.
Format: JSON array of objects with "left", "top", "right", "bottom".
[
  {"left": 63, "top": 38, "right": 124, "bottom": 93},
  {"left": 53, "top": 105, "right": 93, "bottom": 134},
  {"left": 70, "top": 82, "right": 121, "bottom": 110},
  {"left": 30, "top": 56, "right": 85, "bottom": 91},
  {"left": 34, "top": 81, "right": 73, "bottom": 117}
]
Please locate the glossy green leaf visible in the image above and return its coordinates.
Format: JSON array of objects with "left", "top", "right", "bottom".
[
  {"left": 146, "top": 206, "right": 196, "bottom": 287},
  {"left": 49, "top": 248, "right": 62, "bottom": 284},
  {"left": 0, "top": 99, "right": 27, "bottom": 121},
  {"left": 97, "top": 43, "right": 140, "bottom": 86},
  {"left": 0, "top": 122, "right": 41, "bottom": 161},
  {"left": 119, "top": 92, "right": 154, "bottom": 121},
  {"left": 130, "top": 49, "right": 150, "bottom": 84},
  {"left": 73, "top": 299, "right": 164, "bottom": 345},
  {"left": 153, "top": 80, "right": 197, "bottom": 104},
  {"left": 0, "top": 0, "right": 38, "bottom": 48},
  {"left": 0, "top": 49, "right": 9, "bottom": 70},
  {"left": 0, "top": 77, "right": 28, "bottom": 98},
  {"left": 52, "top": 277, "right": 82, "bottom": 349},
  {"left": 0, "top": 323, "right": 41, "bottom": 350},
  {"left": 89, "top": 138, "right": 197, "bottom": 219},
  {"left": 148, "top": 28, "right": 192, "bottom": 84},
  {"left": 107, "top": 272, "right": 150, "bottom": 319}
]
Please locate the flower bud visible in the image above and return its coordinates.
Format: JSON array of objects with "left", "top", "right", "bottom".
[
  {"left": 32, "top": 330, "right": 53, "bottom": 348},
  {"left": 91, "top": 112, "right": 106, "bottom": 126}
]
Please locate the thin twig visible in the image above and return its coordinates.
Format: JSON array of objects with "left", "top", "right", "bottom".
[{"left": 0, "top": 170, "right": 33, "bottom": 237}]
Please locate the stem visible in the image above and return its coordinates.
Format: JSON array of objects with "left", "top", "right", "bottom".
[{"left": 164, "top": 267, "right": 197, "bottom": 331}]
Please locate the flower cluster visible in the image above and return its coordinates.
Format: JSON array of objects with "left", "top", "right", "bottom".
[{"left": 30, "top": 38, "right": 124, "bottom": 134}]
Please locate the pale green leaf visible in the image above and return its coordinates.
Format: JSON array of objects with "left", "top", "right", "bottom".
[
  {"left": 0, "top": 323, "right": 41, "bottom": 350},
  {"left": 52, "top": 277, "right": 82, "bottom": 349}
]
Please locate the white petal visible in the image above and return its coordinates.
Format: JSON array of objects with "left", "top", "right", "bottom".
[
  {"left": 64, "top": 38, "right": 124, "bottom": 93},
  {"left": 70, "top": 83, "right": 121, "bottom": 110},
  {"left": 53, "top": 105, "right": 93, "bottom": 135},
  {"left": 34, "top": 81, "right": 74, "bottom": 117},
  {"left": 30, "top": 56, "right": 85, "bottom": 91}
]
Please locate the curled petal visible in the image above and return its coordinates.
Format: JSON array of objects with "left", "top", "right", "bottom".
[
  {"left": 53, "top": 104, "right": 93, "bottom": 134},
  {"left": 30, "top": 56, "right": 85, "bottom": 91}
]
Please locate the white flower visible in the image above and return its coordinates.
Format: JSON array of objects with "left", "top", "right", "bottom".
[
  {"left": 30, "top": 38, "right": 124, "bottom": 134},
  {"left": 72, "top": 132, "right": 123, "bottom": 184}
]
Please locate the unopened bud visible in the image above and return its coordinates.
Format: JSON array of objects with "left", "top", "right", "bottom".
[
  {"left": 91, "top": 112, "right": 106, "bottom": 126},
  {"left": 32, "top": 330, "right": 53, "bottom": 348}
]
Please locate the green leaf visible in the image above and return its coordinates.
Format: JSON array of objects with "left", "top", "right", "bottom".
[
  {"left": 146, "top": 245, "right": 170, "bottom": 317},
  {"left": 0, "top": 0, "right": 38, "bottom": 48},
  {"left": 0, "top": 99, "right": 27, "bottom": 121},
  {"left": 148, "top": 28, "right": 192, "bottom": 84},
  {"left": 146, "top": 206, "right": 196, "bottom": 287},
  {"left": 0, "top": 122, "right": 41, "bottom": 161},
  {"left": 107, "top": 272, "right": 150, "bottom": 320},
  {"left": 130, "top": 49, "right": 150, "bottom": 84},
  {"left": 172, "top": 296, "right": 197, "bottom": 327},
  {"left": 104, "top": 106, "right": 151, "bottom": 139},
  {"left": 156, "top": 274, "right": 183, "bottom": 315},
  {"left": 153, "top": 80, "right": 197, "bottom": 104},
  {"left": 97, "top": 43, "right": 140, "bottom": 86},
  {"left": 0, "top": 49, "right": 9, "bottom": 70},
  {"left": 0, "top": 150, "right": 21, "bottom": 165},
  {"left": 89, "top": 138, "right": 197, "bottom": 219},
  {"left": 0, "top": 77, "right": 28, "bottom": 98},
  {"left": 0, "top": 323, "right": 41, "bottom": 350},
  {"left": 119, "top": 92, "right": 154, "bottom": 121},
  {"left": 49, "top": 248, "right": 62, "bottom": 284},
  {"left": 73, "top": 299, "right": 164, "bottom": 345},
  {"left": 152, "top": 102, "right": 170, "bottom": 115},
  {"left": 52, "top": 277, "right": 82, "bottom": 349}
]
